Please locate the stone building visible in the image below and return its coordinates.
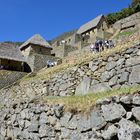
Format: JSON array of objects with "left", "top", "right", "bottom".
[
  {"left": 51, "top": 15, "right": 113, "bottom": 58},
  {"left": 20, "top": 34, "right": 58, "bottom": 72},
  {"left": 0, "top": 43, "right": 25, "bottom": 72},
  {"left": 77, "top": 15, "right": 111, "bottom": 47},
  {"left": 51, "top": 30, "right": 81, "bottom": 58}
]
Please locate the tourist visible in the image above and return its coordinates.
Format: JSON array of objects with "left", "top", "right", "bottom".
[{"left": 90, "top": 43, "right": 94, "bottom": 52}]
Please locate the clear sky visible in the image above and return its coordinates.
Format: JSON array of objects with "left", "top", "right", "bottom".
[{"left": 0, "top": 0, "right": 131, "bottom": 42}]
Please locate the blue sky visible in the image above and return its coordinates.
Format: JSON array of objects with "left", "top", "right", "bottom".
[{"left": 0, "top": 0, "right": 131, "bottom": 42}]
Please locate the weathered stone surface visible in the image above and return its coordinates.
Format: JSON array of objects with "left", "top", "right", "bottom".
[
  {"left": 118, "top": 119, "right": 140, "bottom": 140},
  {"left": 137, "top": 49, "right": 140, "bottom": 55},
  {"left": 129, "top": 65, "right": 140, "bottom": 84},
  {"left": 39, "top": 124, "right": 47, "bottom": 138},
  {"left": 25, "top": 120, "right": 31, "bottom": 128},
  {"left": 125, "top": 56, "right": 140, "bottom": 66},
  {"left": 21, "top": 129, "right": 30, "bottom": 139},
  {"left": 100, "top": 71, "right": 110, "bottom": 82},
  {"left": 102, "top": 125, "right": 118, "bottom": 140},
  {"left": 59, "top": 83, "right": 69, "bottom": 91},
  {"left": 133, "top": 94, "right": 140, "bottom": 105},
  {"left": 28, "top": 121, "right": 39, "bottom": 132},
  {"left": 96, "top": 98, "right": 111, "bottom": 106},
  {"left": 78, "top": 68, "right": 85, "bottom": 76},
  {"left": 102, "top": 103, "right": 126, "bottom": 121},
  {"left": 132, "top": 107, "right": 140, "bottom": 121},
  {"left": 120, "top": 95, "right": 133, "bottom": 104},
  {"left": 109, "top": 76, "right": 118, "bottom": 86},
  {"left": 105, "top": 61, "right": 117, "bottom": 71},
  {"left": 75, "top": 76, "right": 91, "bottom": 95},
  {"left": 121, "top": 84, "right": 129, "bottom": 89},
  {"left": 90, "top": 66, "right": 98, "bottom": 72},
  {"left": 60, "top": 112, "right": 72, "bottom": 127},
  {"left": 126, "top": 48, "right": 134, "bottom": 54},
  {"left": 39, "top": 124, "right": 54, "bottom": 138},
  {"left": 61, "top": 127, "right": 70, "bottom": 139},
  {"left": 67, "top": 115, "right": 78, "bottom": 130},
  {"left": 20, "top": 109, "right": 29, "bottom": 120},
  {"left": 53, "top": 105, "right": 63, "bottom": 118},
  {"left": 109, "top": 69, "right": 116, "bottom": 77},
  {"left": 117, "top": 58, "right": 125, "bottom": 66},
  {"left": 39, "top": 112, "right": 49, "bottom": 125},
  {"left": 29, "top": 133, "right": 40, "bottom": 140},
  {"left": 70, "top": 131, "right": 81, "bottom": 140},
  {"left": 89, "top": 83, "right": 112, "bottom": 93},
  {"left": 91, "top": 79, "right": 99, "bottom": 85},
  {"left": 118, "top": 72, "right": 129, "bottom": 84},
  {"left": 13, "top": 127, "right": 22, "bottom": 138},
  {"left": 89, "top": 60, "right": 99, "bottom": 68},
  {"left": 49, "top": 116, "right": 57, "bottom": 126},
  {"left": 90, "top": 110, "right": 107, "bottom": 130},
  {"left": 0, "top": 134, "right": 4, "bottom": 140},
  {"left": 77, "top": 116, "right": 91, "bottom": 132},
  {"left": 126, "top": 112, "right": 133, "bottom": 120},
  {"left": 0, "top": 92, "right": 140, "bottom": 139}
]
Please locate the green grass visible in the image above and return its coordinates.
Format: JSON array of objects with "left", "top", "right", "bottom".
[
  {"left": 44, "top": 85, "right": 140, "bottom": 113},
  {"left": 115, "top": 29, "right": 137, "bottom": 39}
]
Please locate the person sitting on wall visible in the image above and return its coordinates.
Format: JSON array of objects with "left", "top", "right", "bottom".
[
  {"left": 90, "top": 43, "right": 94, "bottom": 52},
  {"left": 95, "top": 40, "right": 100, "bottom": 52},
  {"left": 0, "top": 65, "right": 4, "bottom": 70},
  {"left": 104, "top": 40, "right": 110, "bottom": 49},
  {"left": 99, "top": 40, "right": 104, "bottom": 52},
  {"left": 109, "top": 40, "right": 115, "bottom": 48},
  {"left": 47, "top": 60, "right": 57, "bottom": 68}
]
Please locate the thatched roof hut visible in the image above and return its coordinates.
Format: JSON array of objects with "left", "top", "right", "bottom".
[
  {"left": 77, "top": 15, "right": 104, "bottom": 34},
  {"left": 0, "top": 43, "right": 25, "bottom": 62},
  {"left": 20, "top": 34, "right": 52, "bottom": 50}
]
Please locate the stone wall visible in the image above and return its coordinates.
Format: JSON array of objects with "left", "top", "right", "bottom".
[
  {"left": 0, "top": 93, "right": 140, "bottom": 140},
  {"left": 52, "top": 45, "right": 65, "bottom": 58},
  {"left": 52, "top": 44, "right": 78, "bottom": 59},
  {"left": 0, "top": 70, "right": 26, "bottom": 89},
  {"left": 48, "top": 43, "right": 140, "bottom": 96},
  {"left": 27, "top": 53, "right": 62, "bottom": 72},
  {"left": 4, "top": 43, "right": 140, "bottom": 98},
  {"left": 113, "top": 12, "right": 140, "bottom": 31}
]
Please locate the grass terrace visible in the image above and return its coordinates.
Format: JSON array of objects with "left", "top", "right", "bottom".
[
  {"left": 21, "top": 30, "right": 140, "bottom": 84},
  {"left": 44, "top": 85, "right": 140, "bottom": 113},
  {"left": 115, "top": 29, "right": 138, "bottom": 39}
]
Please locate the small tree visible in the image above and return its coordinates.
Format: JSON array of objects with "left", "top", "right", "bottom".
[{"left": 131, "top": 0, "right": 140, "bottom": 12}]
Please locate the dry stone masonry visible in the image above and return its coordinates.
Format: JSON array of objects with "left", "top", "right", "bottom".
[
  {"left": 0, "top": 40, "right": 140, "bottom": 140},
  {"left": 0, "top": 93, "right": 140, "bottom": 140},
  {"left": 2, "top": 43, "right": 140, "bottom": 99}
]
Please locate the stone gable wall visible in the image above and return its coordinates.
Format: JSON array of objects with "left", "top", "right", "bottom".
[{"left": 27, "top": 53, "right": 61, "bottom": 72}]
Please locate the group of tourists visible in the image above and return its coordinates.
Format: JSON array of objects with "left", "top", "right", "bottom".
[
  {"left": 47, "top": 60, "right": 57, "bottom": 68},
  {"left": 90, "top": 39, "right": 115, "bottom": 53}
]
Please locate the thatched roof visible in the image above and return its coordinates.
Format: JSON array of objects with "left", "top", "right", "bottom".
[
  {"left": 20, "top": 34, "right": 52, "bottom": 50},
  {"left": 0, "top": 43, "right": 25, "bottom": 62},
  {"left": 77, "top": 15, "right": 104, "bottom": 34}
]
